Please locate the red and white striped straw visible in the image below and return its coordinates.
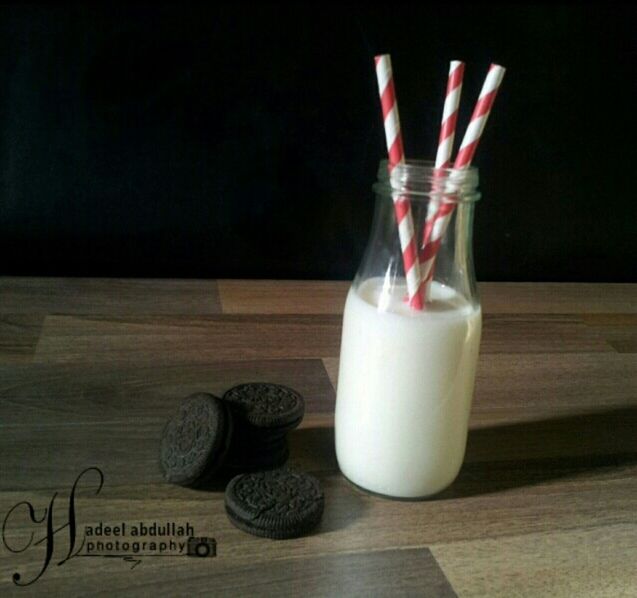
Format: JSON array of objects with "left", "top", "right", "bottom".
[
  {"left": 418, "top": 61, "right": 465, "bottom": 299},
  {"left": 420, "top": 63, "right": 506, "bottom": 289},
  {"left": 435, "top": 60, "right": 465, "bottom": 170},
  {"left": 374, "top": 54, "right": 423, "bottom": 310}
]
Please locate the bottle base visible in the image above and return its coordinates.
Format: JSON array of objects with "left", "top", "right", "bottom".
[{"left": 340, "top": 471, "right": 455, "bottom": 501}]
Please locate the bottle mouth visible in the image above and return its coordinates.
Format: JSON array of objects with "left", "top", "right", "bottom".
[{"left": 374, "top": 159, "right": 481, "bottom": 203}]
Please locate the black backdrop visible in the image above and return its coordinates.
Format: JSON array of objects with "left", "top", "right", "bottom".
[{"left": 1, "top": 3, "right": 635, "bottom": 282}]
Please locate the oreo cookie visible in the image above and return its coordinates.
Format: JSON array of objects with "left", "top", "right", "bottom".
[
  {"left": 225, "top": 469, "right": 324, "bottom": 539},
  {"left": 222, "top": 383, "right": 305, "bottom": 433},
  {"left": 159, "top": 393, "right": 233, "bottom": 487}
]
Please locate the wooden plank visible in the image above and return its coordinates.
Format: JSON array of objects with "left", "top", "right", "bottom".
[
  {"left": 5, "top": 415, "right": 634, "bottom": 501},
  {"left": 0, "top": 360, "right": 335, "bottom": 428},
  {"left": 33, "top": 314, "right": 342, "bottom": 364},
  {"left": 322, "top": 357, "right": 338, "bottom": 390},
  {"left": 0, "top": 542, "right": 455, "bottom": 597},
  {"left": 470, "top": 353, "right": 637, "bottom": 426},
  {"left": 5, "top": 385, "right": 634, "bottom": 492},
  {"left": 479, "top": 282, "right": 637, "bottom": 314},
  {"left": 431, "top": 524, "right": 637, "bottom": 597},
  {"left": 463, "top": 408, "right": 637, "bottom": 464},
  {"left": 0, "top": 315, "right": 43, "bottom": 363},
  {"left": 218, "top": 279, "right": 349, "bottom": 314},
  {"left": 0, "top": 421, "right": 162, "bottom": 491},
  {"left": 218, "top": 280, "right": 637, "bottom": 315},
  {"left": 30, "top": 314, "right": 342, "bottom": 364},
  {"left": 480, "top": 314, "right": 612, "bottom": 353},
  {"left": 0, "top": 422, "right": 339, "bottom": 493},
  {"left": 2, "top": 278, "right": 634, "bottom": 319},
  {"left": 0, "top": 278, "right": 221, "bottom": 315},
  {"left": 32, "top": 313, "right": 613, "bottom": 366},
  {"left": 580, "top": 313, "right": 637, "bottom": 353},
  {"left": 0, "top": 358, "right": 334, "bottom": 490},
  {"left": 2, "top": 466, "right": 636, "bottom": 578}
]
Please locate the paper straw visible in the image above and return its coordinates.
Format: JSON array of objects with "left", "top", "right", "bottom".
[
  {"left": 374, "top": 54, "right": 423, "bottom": 310},
  {"left": 418, "top": 61, "right": 465, "bottom": 299},
  {"left": 435, "top": 60, "right": 465, "bottom": 169},
  {"left": 420, "top": 63, "right": 506, "bottom": 288}
]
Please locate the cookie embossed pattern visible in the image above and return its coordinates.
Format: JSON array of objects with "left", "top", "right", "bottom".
[
  {"left": 159, "top": 393, "right": 233, "bottom": 487},
  {"left": 225, "top": 470, "right": 325, "bottom": 539},
  {"left": 223, "top": 383, "right": 305, "bottom": 430},
  {"left": 159, "top": 384, "right": 324, "bottom": 539}
]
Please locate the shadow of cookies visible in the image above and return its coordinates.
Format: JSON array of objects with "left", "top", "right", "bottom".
[
  {"left": 287, "top": 427, "right": 368, "bottom": 533},
  {"left": 313, "top": 477, "right": 368, "bottom": 534},
  {"left": 287, "top": 427, "right": 338, "bottom": 473},
  {"left": 192, "top": 426, "right": 337, "bottom": 493},
  {"left": 193, "top": 426, "right": 367, "bottom": 534},
  {"left": 190, "top": 470, "right": 236, "bottom": 492}
]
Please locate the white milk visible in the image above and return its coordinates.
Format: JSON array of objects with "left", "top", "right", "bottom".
[{"left": 335, "top": 277, "right": 482, "bottom": 498}]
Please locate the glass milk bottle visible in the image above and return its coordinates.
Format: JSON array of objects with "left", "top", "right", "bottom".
[{"left": 335, "top": 160, "right": 482, "bottom": 499}]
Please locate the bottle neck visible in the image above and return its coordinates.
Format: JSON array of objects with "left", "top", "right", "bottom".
[{"left": 373, "top": 160, "right": 481, "bottom": 203}]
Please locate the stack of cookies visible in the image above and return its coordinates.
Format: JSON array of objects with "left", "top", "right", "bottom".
[
  {"left": 159, "top": 383, "right": 324, "bottom": 539},
  {"left": 222, "top": 383, "right": 304, "bottom": 473}
]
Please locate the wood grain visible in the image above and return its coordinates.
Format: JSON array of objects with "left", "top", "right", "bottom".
[
  {"left": 479, "top": 314, "right": 612, "bottom": 353},
  {"left": 82, "top": 547, "right": 456, "bottom": 598},
  {"left": 218, "top": 280, "right": 637, "bottom": 315},
  {"left": 1, "top": 277, "right": 636, "bottom": 597},
  {"left": 479, "top": 282, "right": 637, "bottom": 314},
  {"left": 431, "top": 524, "right": 637, "bottom": 597},
  {"left": 0, "top": 360, "right": 335, "bottom": 426},
  {"left": 580, "top": 313, "right": 637, "bottom": 353},
  {"left": 0, "top": 315, "right": 43, "bottom": 363},
  {"left": 3, "top": 466, "right": 636, "bottom": 582},
  {"left": 33, "top": 314, "right": 342, "bottom": 364},
  {"left": 218, "top": 280, "right": 349, "bottom": 314},
  {"left": 31, "top": 313, "right": 614, "bottom": 367},
  {"left": 0, "top": 278, "right": 221, "bottom": 315},
  {"left": 0, "top": 359, "right": 335, "bottom": 491},
  {"left": 0, "top": 541, "right": 455, "bottom": 597},
  {"left": 322, "top": 357, "right": 339, "bottom": 390}
]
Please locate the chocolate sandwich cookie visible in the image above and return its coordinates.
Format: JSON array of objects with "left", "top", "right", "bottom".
[
  {"left": 159, "top": 393, "right": 233, "bottom": 487},
  {"left": 222, "top": 383, "right": 305, "bottom": 433},
  {"left": 225, "top": 469, "right": 324, "bottom": 539}
]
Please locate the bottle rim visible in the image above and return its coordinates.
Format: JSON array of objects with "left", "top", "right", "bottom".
[{"left": 374, "top": 159, "right": 481, "bottom": 203}]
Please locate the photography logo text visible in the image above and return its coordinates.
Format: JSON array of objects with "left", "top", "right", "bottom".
[{"left": 1, "top": 467, "right": 216, "bottom": 587}]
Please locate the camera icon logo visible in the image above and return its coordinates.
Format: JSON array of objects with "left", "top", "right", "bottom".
[{"left": 186, "top": 537, "right": 217, "bottom": 558}]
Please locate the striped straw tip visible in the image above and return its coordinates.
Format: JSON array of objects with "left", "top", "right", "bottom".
[{"left": 489, "top": 63, "right": 507, "bottom": 79}]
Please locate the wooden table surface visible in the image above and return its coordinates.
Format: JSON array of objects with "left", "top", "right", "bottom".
[{"left": 1, "top": 278, "right": 636, "bottom": 597}]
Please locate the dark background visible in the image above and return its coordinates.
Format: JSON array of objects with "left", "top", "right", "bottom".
[{"left": 1, "top": 3, "right": 635, "bottom": 282}]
